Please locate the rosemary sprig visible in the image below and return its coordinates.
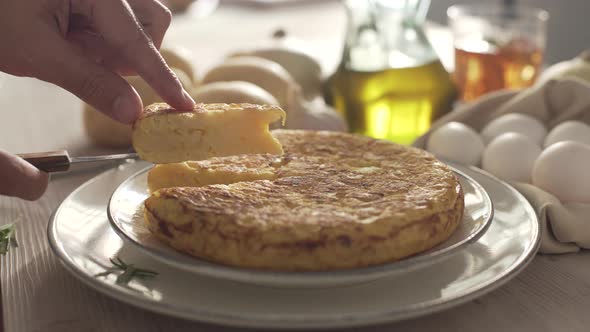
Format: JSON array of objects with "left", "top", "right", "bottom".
[
  {"left": 0, "top": 223, "right": 18, "bottom": 256},
  {"left": 95, "top": 256, "right": 158, "bottom": 285}
]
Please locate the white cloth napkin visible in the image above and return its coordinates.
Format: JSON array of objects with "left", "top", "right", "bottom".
[{"left": 413, "top": 78, "right": 590, "bottom": 254}]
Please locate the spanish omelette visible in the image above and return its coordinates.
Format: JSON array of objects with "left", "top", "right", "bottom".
[
  {"left": 132, "top": 103, "right": 285, "bottom": 164},
  {"left": 144, "top": 130, "right": 464, "bottom": 271}
]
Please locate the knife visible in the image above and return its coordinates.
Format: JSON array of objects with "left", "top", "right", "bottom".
[{"left": 17, "top": 150, "right": 139, "bottom": 173}]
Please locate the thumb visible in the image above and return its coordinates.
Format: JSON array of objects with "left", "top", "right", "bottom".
[
  {"left": 36, "top": 33, "right": 143, "bottom": 124},
  {"left": 0, "top": 150, "right": 49, "bottom": 201}
]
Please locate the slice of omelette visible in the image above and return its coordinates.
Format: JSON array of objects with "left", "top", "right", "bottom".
[
  {"left": 132, "top": 103, "right": 286, "bottom": 164},
  {"left": 144, "top": 130, "right": 464, "bottom": 272}
]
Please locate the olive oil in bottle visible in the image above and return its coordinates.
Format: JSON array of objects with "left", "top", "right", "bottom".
[
  {"left": 332, "top": 0, "right": 456, "bottom": 145},
  {"left": 332, "top": 60, "right": 456, "bottom": 145}
]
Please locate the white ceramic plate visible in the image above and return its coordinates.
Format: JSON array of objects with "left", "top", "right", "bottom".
[
  {"left": 106, "top": 165, "right": 493, "bottom": 288},
  {"left": 48, "top": 160, "right": 539, "bottom": 329}
]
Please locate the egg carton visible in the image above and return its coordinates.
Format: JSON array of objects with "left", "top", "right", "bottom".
[{"left": 413, "top": 78, "right": 590, "bottom": 254}]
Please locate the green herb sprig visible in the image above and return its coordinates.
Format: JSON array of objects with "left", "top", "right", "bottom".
[
  {"left": 0, "top": 223, "right": 18, "bottom": 256},
  {"left": 95, "top": 256, "right": 158, "bottom": 285}
]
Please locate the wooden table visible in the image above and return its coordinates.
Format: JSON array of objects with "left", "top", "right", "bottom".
[{"left": 1, "top": 1, "right": 589, "bottom": 331}]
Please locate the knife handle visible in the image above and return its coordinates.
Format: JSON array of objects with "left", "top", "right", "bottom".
[{"left": 18, "top": 150, "right": 71, "bottom": 173}]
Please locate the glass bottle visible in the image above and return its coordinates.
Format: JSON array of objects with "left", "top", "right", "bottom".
[{"left": 331, "top": 0, "right": 456, "bottom": 145}]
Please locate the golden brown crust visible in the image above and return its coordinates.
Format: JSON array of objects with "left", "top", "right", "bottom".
[
  {"left": 135, "top": 102, "right": 286, "bottom": 127},
  {"left": 144, "top": 130, "right": 464, "bottom": 271}
]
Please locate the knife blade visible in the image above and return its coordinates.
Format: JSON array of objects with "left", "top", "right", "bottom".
[{"left": 17, "top": 150, "right": 139, "bottom": 173}]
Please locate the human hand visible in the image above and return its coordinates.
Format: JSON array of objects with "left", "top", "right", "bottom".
[
  {"left": 0, "top": 0, "right": 195, "bottom": 123},
  {"left": 0, "top": 0, "right": 194, "bottom": 200},
  {"left": 0, "top": 150, "right": 49, "bottom": 201}
]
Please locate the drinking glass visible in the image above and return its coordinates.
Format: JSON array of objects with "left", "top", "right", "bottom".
[{"left": 448, "top": 4, "right": 548, "bottom": 102}]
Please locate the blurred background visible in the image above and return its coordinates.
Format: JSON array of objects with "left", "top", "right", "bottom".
[
  {"left": 79, "top": 0, "right": 589, "bottom": 149},
  {"left": 180, "top": 0, "right": 590, "bottom": 65},
  {"left": 5, "top": 0, "right": 589, "bottom": 157},
  {"left": 427, "top": 0, "right": 590, "bottom": 64}
]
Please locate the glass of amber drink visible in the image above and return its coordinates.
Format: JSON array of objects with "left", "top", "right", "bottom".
[{"left": 448, "top": 4, "right": 548, "bottom": 102}]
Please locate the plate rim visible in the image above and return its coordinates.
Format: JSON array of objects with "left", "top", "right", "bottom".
[
  {"left": 105, "top": 164, "right": 494, "bottom": 285},
  {"left": 47, "top": 162, "right": 540, "bottom": 329}
]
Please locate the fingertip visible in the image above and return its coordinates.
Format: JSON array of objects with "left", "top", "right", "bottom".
[
  {"left": 112, "top": 90, "right": 143, "bottom": 124},
  {"left": 0, "top": 151, "right": 51, "bottom": 201},
  {"left": 152, "top": 73, "right": 195, "bottom": 112},
  {"left": 181, "top": 89, "right": 196, "bottom": 109},
  {"left": 22, "top": 169, "right": 49, "bottom": 201},
  {"left": 17, "top": 157, "right": 49, "bottom": 201}
]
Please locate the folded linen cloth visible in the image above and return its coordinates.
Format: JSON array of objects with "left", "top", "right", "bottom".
[{"left": 413, "top": 78, "right": 590, "bottom": 254}]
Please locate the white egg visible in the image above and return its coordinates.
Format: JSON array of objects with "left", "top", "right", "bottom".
[
  {"left": 544, "top": 121, "right": 590, "bottom": 148},
  {"left": 481, "top": 113, "right": 547, "bottom": 145},
  {"left": 481, "top": 133, "right": 541, "bottom": 183},
  {"left": 426, "top": 122, "right": 484, "bottom": 165},
  {"left": 532, "top": 141, "right": 590, "bottom": 203}
]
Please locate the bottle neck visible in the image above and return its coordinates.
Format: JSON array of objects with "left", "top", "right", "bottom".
[{"left": 341, "top": 0, "right": 438, "bottom": 71}]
